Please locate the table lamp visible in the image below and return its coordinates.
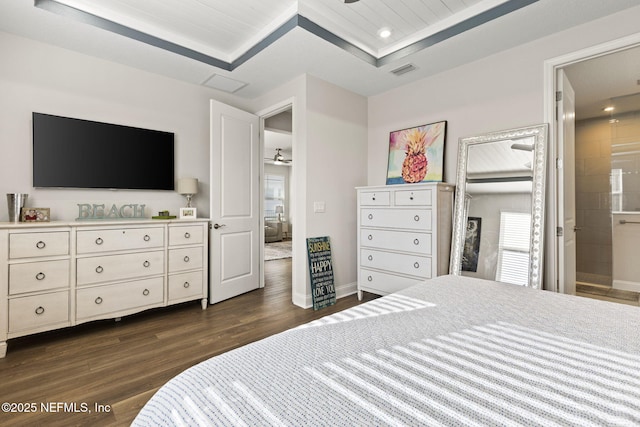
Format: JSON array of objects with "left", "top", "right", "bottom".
[
  {"left": 177, "top": 178, "right": 198, "bottom": 207},
  {"left": 275, "top": 205, "right": 284, "bottom": 221}
]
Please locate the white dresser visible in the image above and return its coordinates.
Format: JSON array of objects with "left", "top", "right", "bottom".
[
  {"left": 356, "top": 183, "right": 454, "bottom": 299},
  {"left": 0, "top": 219, "right": 208, "bottom": 357}
]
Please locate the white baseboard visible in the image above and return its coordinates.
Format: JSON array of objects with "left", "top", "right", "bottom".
[
  {"left": 612, "top": 279, "right": 640, "bottom": 293},
  {"left": 293, "top": 281, "right": 358, "bottom": 309}
]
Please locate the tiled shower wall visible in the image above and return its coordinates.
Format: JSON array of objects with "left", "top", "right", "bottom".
[
  {"left": 575, "top": 111, "right": 640, "bottom": 285},
  {"left": 575, "top": 118, "right": 612, "bottom": 285}
]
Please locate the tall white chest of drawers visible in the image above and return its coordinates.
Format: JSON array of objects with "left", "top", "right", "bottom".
[
  {"left": 0, "top": 219, "right": 208, "bottom": 357},
  {"left": 357, "top": 183, "right": 454, "bottom": 299}
]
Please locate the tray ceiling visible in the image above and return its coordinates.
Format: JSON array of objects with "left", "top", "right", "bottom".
[{"left": 1, "top": 0, "right": 639, "bottom": 101}]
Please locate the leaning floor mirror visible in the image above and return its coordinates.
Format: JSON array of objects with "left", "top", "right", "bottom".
[{"left": 449, "top": 124, "right": 548, "bottom": 289}]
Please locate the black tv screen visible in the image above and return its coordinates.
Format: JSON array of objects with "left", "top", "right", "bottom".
[{"left": 33, "top": 112, "right": 175, "bottom": 190}]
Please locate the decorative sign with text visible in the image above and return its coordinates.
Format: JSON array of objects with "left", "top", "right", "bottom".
[
  {"left": 306, "top": 236, "right": 336, "bottom": 310},
  {"left": 76, "top": 203, "right": 146, "bottom": 220}
]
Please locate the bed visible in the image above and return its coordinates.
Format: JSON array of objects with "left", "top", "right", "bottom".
[{"left": 133, "top": 275, "right": 640, "bottom": 426}]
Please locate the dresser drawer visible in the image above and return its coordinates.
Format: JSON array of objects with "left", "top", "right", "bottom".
[
  {"left": 169, "top": 247, "right": 203, "bottom": 272},
  {"left": 77, "top": 250, "right": 165, "bottom": 285},
  {"left": 9, "top": 232, "right": 69, "bottom": 259},
  {"left": 9, "top": 260, "right": 70, "bottom": 294},
  {"left": 8, "top": 291, "right": 69, "bottom": 333},
  {"left": 168, "top": 271, "right": 203, "bottom": 301},
  {"left": 76, "top": 277, "right": 164, "bottom": 320},
  {"left": 169, "top": 225, "right": 204, "bottom": 246},
  {"left": 361, "top": 208, "right": 432, "bottom": 230},
  {"left": 77, "top": 227, "right": 164, "bottom": 254},
  {"left": 359, "top": 190, "right": 390, "bottom": 206},
  {"left": 361, "top": 249, "right": 432, "bottom": 278},
  {"left": 361, "top": 229, "right": 432, "bottom": 254},
  {"left": 359, "top": 268, "right": 421, "bottom": 295},
  {"left": 395, "top": 189, "right": 433, "bottom": 206}
]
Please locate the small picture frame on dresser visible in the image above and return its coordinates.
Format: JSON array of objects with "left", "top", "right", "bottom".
[
  {"left": 179, "top": 207, "right": 197, "bottom": 219},
  {"left": 20, "top": 207, "right": 50, "bottom": 222}
]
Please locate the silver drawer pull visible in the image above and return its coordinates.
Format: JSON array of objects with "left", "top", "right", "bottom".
[
  {"left": 95, "top": 237, "right": 104, "bottom": 245},
  {"left": 36, "top": 241, "right": 46, "bottom": 249},
  {"left": 368, "top": 214, "right": 373, "bottom": 220},
  {"left": 143, "top": 260, "right": 150, "bottom": 268},
  {"left": 183, "top": 282, "right": 190, "bottom": 288},
  {"left": 143, "top": 289, "right": 150, "bottom": 296},
  {"left": 35, "top": 306, "right": 45, "bottom": 315},
  {"left": 368, "top": 255, "right": 373, "bottom": 261},
  {"left": 414, "top": 215, "right": 420, "bottom": 221},
  {"left": 183, "top": 256, "right": 190, "bottom": 263},
  {"left": 367, "top": 275, "right": 373, "bottom": 282},
  {"left": 414, "top": 262, "right": 420, "bottom": 269},
  {"left": 95, "top": 297, "right": 103, "bottom": 305},
  {"left": 36, "top": 272, "right": 46, "bottom": 281},
  {"left": 95, "top": 266, "right": 104, "bottom": 273},
  {"left": 368, "top": 234, "right": 373, "bottom": 241},
  {"left": 184, "top": 232, "right": 191, "bottom": 239},
  {"left": 143, "top": 234, "right": 151, "bottom": 242},
  {"left": 413, "top": 239, "right": 420, "bottom": 245}
]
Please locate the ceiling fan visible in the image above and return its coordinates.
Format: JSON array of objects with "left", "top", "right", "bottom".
[{"left": 267, "top": 148, "right": 292, "bottom": 165}]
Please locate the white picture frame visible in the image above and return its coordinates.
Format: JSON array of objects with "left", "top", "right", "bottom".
[{"left": 179, "top": 207, "right": 197, "bottom": 219}]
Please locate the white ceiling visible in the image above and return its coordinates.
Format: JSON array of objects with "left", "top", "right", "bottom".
[{"left": 1, "top": 0, "right": 640, "bottom": 106}]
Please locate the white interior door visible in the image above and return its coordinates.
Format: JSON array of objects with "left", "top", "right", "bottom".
[
  {"left": 210, "top": 100, "right": 260, "bottom": 303},
  {"left": 557, "top": 69, "right": 577, "bottom": 295}
]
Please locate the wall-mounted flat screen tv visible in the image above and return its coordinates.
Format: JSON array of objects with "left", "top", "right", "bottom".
[{"left": 33, "top": 112, "right": 175, "bottom": 190}]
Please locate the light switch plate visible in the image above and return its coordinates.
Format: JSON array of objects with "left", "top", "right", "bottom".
[{"left": 314, "top": 201, "right": 326, "bottom": 213}]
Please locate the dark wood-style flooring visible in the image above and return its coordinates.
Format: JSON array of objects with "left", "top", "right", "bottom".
[{"left": 0, "top": 258, "right": 377, "bottom": 426}]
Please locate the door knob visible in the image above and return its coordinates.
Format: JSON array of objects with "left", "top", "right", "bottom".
[{"left": 213, "top": 223, "right": 226, "bottom": 229}]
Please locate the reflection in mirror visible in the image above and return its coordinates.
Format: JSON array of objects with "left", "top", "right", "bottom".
[{"left": 449, "top": 124, "right": 548, "bottom": 289}]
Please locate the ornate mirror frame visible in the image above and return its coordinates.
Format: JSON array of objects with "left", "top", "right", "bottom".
[{"left": 449, "top": 124, "right": 548, "bottom": 289}]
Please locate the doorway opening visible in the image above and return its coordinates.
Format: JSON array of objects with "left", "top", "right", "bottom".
[
  {"left": 262, "top": 107, "right": 293, "bottom": 290},
  {"left": 546, "top": 36, "right": 640, "bottom": 307}
]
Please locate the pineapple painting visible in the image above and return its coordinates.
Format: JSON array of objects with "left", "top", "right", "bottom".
[
  {"left": 401, "top": 128, "right": 428, "bottom": 183},
  {"left": 386, "top": 121, "right": 447, "bottom": 185}
]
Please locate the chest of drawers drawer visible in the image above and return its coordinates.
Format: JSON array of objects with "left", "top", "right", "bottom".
[
  {"left": 358, "top": 268, "right": 421, "bottom": 296},
  {"left": 359, "top": 190, "right": 390, "bottom": 206},
  {"left": 360, "top": 228, "right": 432, "bottom": 254},
  {"left": 168, "top": 271, "right": 203, "bottom": 301},
  {"left": 9, "top": 232, "right": 69, "bottom": 259},
  {"left": 361, "top": 249, "right": 432, "bottom": 278},
  {"left": 8, "top": 291, "right": 69, "bottom": 333},
  {"left": 77, "top": 250, "right": 165, "bottom": 285},
  {"left": 168, "top": 247, "right": 203, "bottom": 272},
  {"left": 77, "top": 227, "right": 164, "bottom": 254},
  {"left": 169, "top": 225, "right": 204, "bottom": 246},
  {"left": 76, "top": 277, "right": 163, "bottom": 320},
  {"left": 361, "top": 208, "right": 432, "bottom": 230},
  {"left": 394, "top": 189, "right": 433, "bottom": 206},
  {"left": 9, "top": 260, "right": 70, "bottom": 294}
]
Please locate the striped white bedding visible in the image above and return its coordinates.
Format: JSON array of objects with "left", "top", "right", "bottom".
[{"left": 133, "top": 275, "right": 640, "bottom": 426}]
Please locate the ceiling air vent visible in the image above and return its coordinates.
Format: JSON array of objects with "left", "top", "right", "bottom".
[{"left": 390, "top": 64, "right": 417, "bottom": 76}]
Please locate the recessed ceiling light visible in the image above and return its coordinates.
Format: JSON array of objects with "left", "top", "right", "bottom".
[
  {"left": 603, "top": 106, "right": 615, "bottom": 112},
  {"left": 378, "top": 28, "right": 392, "bottom": 39}
]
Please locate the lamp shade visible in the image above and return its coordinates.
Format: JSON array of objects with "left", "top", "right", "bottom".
[
  {"left": 177, "top": 178, "right": 198, "bottom": 195},
  {"left": 275, "top": 205, "right": 284, "bottom": 214}
]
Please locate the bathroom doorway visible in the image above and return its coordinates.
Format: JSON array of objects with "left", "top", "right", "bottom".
[{"left": 562, "top": 48, "right": 640, "bottom": 306}]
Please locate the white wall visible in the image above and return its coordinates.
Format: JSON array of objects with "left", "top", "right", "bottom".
[
  {"left": 0, "top": 31, "right": 246, "bottom": 221},
  {"left": 306, "top": 75, "right": 368, "bottom": 302},
  {"left": 368, "top": 5, "right": 640, "bottom": 188}
]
